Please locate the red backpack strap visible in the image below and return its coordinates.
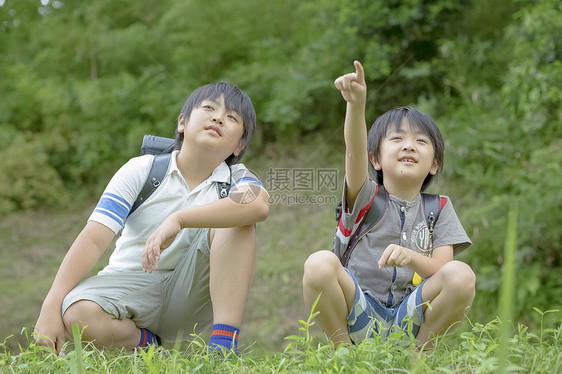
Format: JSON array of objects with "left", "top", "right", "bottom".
[
  {"left": 440, "top": 196, "right": 447, "bottom": 211},
  {"left": 340, "top": 184, "right": 388, "bottom": 267}
]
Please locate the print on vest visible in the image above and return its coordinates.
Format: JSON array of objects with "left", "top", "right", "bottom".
[{"left": 412, "top": 221, "right": 433, "bottom": 255}]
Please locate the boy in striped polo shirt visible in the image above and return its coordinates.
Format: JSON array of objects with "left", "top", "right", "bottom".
[{"left": 34, "top": 83, "right": 269, "bottom": 355}]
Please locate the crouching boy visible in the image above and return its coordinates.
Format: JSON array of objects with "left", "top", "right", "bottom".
[
  {"left": 303, "top": 61, "right": 475, "bottom": 348},
  {"left": 34, "top": 82, "right": 269, "bottom": 355}
]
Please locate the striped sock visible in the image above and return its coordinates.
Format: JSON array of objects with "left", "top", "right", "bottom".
[
  {"left": 209, "top": 324, "right": 240, "bottom": 354},
  {"left": 137, "top": 328, "right": 160, "bottom": 348}
]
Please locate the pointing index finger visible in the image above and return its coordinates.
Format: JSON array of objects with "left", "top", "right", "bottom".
[{"left": 354, "top": 60, "right": 365, "bottom": 84}]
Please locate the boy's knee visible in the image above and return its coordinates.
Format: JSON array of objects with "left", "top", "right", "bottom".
[
  {"left": 209, "top": 225, "right": 257, "bottom": 256},
  {"left": 303, "top": 250, "right": 340, "bottom": 288},
  {"left": 441, "top": 261, "right": 476, "bottom": 300},
  {"left": 62, "top": 300, "right": 103, "bottom": 333}
]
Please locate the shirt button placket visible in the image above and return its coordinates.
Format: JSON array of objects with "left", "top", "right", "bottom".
[{"left": 400, "top": 206, "right": 407, "bottom": 242}]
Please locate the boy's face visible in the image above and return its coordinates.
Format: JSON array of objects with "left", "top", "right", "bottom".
[
  {"left": 370, "top": 119, "right": 438, "bottom": 187},
  {"left": 177, "top": 95, "right": 245, "bottom": 159}
]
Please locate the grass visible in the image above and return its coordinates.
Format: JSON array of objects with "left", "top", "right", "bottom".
[
  {"left": 1, "top": 310, "right": 560, "bottom": 373},
  {"left": 1, "top": 137, "right": 561, "bottom": 372}
]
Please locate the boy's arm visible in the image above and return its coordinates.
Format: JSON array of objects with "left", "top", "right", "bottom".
[
  {"left": 142, "top": 186, "right": 269, "bottom": 272},
  {"left": 334, "top": 60, "right": 368, "bottom": 210},
  {"left": 34, "top": 221, "right": 115, "bottom": 354},
  {"left": 378, "top": 244, "right": 454, "bottom": 278}
]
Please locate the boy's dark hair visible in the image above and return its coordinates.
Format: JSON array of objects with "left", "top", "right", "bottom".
[
  {"left": 367, "top": 106, "right": 444, "bottom": 192},
  {"left": 175, "top": 82, "right": 256, "bottom": 165}
]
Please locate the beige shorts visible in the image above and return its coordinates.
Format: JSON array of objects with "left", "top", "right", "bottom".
[{"left": 62, "top": 228, "right": 212, "bottom": 342}]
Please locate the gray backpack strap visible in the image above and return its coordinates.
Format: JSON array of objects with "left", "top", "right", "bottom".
[
  {"left": 340, "top": 184, "right": 388, "bottom": 267},
  {"left": 421, "top": 193, "right": 442, "bottom": 240},
  {"left": 128, "top": 153, "right": 172, "bottom": 217}
]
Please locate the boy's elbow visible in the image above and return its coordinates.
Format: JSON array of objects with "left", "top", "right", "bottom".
[
  {"left": 233, "top": 186, "right": 269, "bottom": 223},
  {"left": 256, "top": 196, "right": 269, "bottom": 222}
]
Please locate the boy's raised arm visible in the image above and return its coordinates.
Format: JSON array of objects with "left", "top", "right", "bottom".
[{"left": 334, "top": 61, "right": 368, "bottom": 210}]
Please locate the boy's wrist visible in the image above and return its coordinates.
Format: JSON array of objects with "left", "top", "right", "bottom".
[
  {"left": 42, "top": 295, "right": 63, "bottom": 311},
  {"left": 346, "top": 104, "right": 367, "bottom": 126},
  {"left": 347, "top": 101, "right": 366, "bottom": 112},
  {"left": 172, "top": 210, "right": 187, "bottom": 230}
]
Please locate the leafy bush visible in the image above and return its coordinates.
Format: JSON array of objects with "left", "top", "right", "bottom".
[
  {"left": 429, "top": 0, "right": 562, "bottom": 328},
  {"left": 0, "top": 137, "right": 66, "bottom": 215},
  {"left": 1, "top": 0, "right": 474, "bottom": 208}
]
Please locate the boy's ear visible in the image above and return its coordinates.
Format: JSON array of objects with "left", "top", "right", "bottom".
[
  {"left": 177, "top": 114, "right": 186, "bottom": 133},
  {"left": 233, "top": 139, "right": 246, "bottom": 157},
  {"left": 369, "top": 152, "right": 382, "bottom": 171},
  {"left": 429, "top": 158, "right": 439, "bottom": 175}
]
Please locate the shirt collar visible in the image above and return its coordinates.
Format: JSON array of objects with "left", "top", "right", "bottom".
[
  {"left": 169, "top": 151, "right": 231, "bottom": 184},
  {"left": 208, "top": 161, "right": 232, "bottom": 183},
  {"left": 389, "top": 193, "right": 421, "bottom": 208}
]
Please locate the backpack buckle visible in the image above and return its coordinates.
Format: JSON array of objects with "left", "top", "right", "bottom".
[{"left": 218, "top": 182, "right": 229, "bottom": 198}]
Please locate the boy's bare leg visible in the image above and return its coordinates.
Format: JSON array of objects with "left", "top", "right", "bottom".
[
  {"left": 416, "top": 260, "right": 476, "bottom": 346},
  {"left": 302, "top": 250, "right": 356, "bottom": 347},
  {"left": 209, "top": 225, "right": 256, "bottom": 328},
  {"left": 63, "top": 300, "right": 140, "bottom": 350}
]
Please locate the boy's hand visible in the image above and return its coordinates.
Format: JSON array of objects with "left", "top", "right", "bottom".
[
  {"left": 142, "top": 214, "right": 182, "bottom": 273},
  {"left": 334, "top": 60, "right": 366, "bottom": 106},
  {"left": 378, "top": 244, "right": 413, "bottom": 269},
  {"left": 34, "top": 309, "right": 66, "bottom": 355}
]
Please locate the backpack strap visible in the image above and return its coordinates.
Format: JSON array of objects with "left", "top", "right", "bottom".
[
  {"left": 128, "top": 153, "right": 172, "bottom": 217},
  {"left": 340, "top": 184, "right": 388, "bottom": 267},
  {"left": 421, "top": 193, "right": 445, "bottom": 241},
  {"left": 338, "top": 187, "right": 445, "bottom": 267},
  {"left": 128, "top": 153, "right": 232, "bottom": 218}
]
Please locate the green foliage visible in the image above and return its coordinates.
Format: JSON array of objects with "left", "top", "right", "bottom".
[
  {"left": 0, "top": 136, "right": 66, "bottom": 215},
  {"left": 501, "top": 0, "right": 562, "bottom": 130},
  {"left": 421, "top": 0, "right": 561, "bottom": 329},
  {"left": 2, "top": 312, "right": 561, "bottom": 373},
  {"left": 284, "top": 295, "right": 322, "bottom": 357},
  {"left": 1, "top": 0, "right": 474, "bottom": 208}
]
